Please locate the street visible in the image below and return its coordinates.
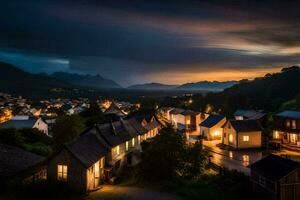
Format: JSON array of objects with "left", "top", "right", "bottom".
[{"left": 203, "top": 140, "right": 264, "bottom": 175}]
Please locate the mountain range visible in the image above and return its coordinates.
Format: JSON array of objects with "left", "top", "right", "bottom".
[
  {"left": 128, "top": 81, "right": 237, "bottom": 91},
  {"left": 48, "top": 72, "right": 121, "bottom": 89}
]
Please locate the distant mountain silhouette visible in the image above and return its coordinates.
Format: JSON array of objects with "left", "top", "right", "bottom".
[
  {"left": 49, "top": 72, "right": 121, "bottom": 89},
  {"left": 128, "top": 83, "right": 178, "bottom": 90},
  {"left": 176, "top": 81, "right": 237, "bottom": 91},
  {"left": 0, "top": 62, "right": 72, "bottom": 93},
  {"left": 128, "top": 81, "right": 237, "bottom": 91}
]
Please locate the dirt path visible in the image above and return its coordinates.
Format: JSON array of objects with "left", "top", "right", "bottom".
[{"left": 86, "top": 185, "right": 185, "bottom": 200}]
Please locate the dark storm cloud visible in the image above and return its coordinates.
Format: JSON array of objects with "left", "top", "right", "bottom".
[{"left": 0, "top": 0, "right": 299, "bottom": 85}]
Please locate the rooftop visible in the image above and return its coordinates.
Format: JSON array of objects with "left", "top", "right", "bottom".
[
  {"left": 200, "top": 114, "right": 225, "bottom": 128},
  {"left": 276, "top": 110, "right": 300, "bottom": 119},
  {"left": 0, "top": 143, "right": 45, "bottom": 177},
  {"left": 65, "top": 127, "right": 109, "bottom": 168},
  {"left": 250, "top": 154, "right": 300, "bottom": 181},
  {"left": 229, "top": 119, "right": 262, "bottom": 132}
]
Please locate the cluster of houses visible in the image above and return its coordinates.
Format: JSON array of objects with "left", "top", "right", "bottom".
[
  {"left": 0, "top": 114, "right": 161, "bottom": 192},
  {"left": 160, "top": 107, "right": 266, "bottom": 149},
  {"left": 160, "top": 107, "right": 300, "bottom": 200}
]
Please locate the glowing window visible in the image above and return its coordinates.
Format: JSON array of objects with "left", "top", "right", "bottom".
[
  {"left": 125, "top": 141, "right": 129, "bottom": 151},
  {"left": 274, "top": 131, "right": 279, "bottom": 139},
  {"left": 229, "top": 134, "right": 233, "bottom": 143},
  {"left": 243, "top": 136, "right": 249, "bottom": 141},
  {"left": 57, "top": 165, "right": 67, "bottom": 181},
  {"left": 292, "top": 120, "right": 296, "bottom": 129},
  {"left": 138, "top": 135, "right": 141, "bottom": 144},
  {"left": 132, "top": 138, "right": 135, "bottom": 147}
]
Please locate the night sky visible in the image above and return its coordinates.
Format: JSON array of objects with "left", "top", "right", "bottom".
[{"left": 1, "top": 0, "right": 299, "bottom": 86}]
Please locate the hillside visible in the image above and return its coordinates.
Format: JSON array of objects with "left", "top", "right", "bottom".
[
  {"left": 177, "top": 81, "right": 237, "bottom": 91},
  {"left": 0, "top": 62, "right": 72, "bottom": 93},
  {"left": 50, "top": 72, "right": 121, "bottom": 89},
  {"left": 190, "top": 66, "right": 300, "bottom": 114},
  {"left": 128, "top": 83, "right": 178, "bottom": 90}
]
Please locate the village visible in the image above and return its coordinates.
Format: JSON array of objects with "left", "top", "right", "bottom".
[{"left": 0, "top": 91, "right": 300, "bottom": 200}]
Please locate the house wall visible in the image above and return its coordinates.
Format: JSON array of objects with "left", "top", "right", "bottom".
[
  {"left": 172, "top": 114, "right": 186, "bottom": 129},
  {"left": 47, "top": 149, "right": 87, "bottom": 191},
  {"left": 279, "top": 169, "right": 300, "bottom": 200},
  {"left": 200, "top": 126, "right": 210, "bottom": 139},
  {"left": 223, "top": 123, "right": 237, "bottom": 148},
  {"left": 237, "top": 131, "right": 262, "bottom": 149},
  {"left": 86, "top": 157, "right": 105, "bottom": 191},
  {"left": 250, "top": 170, "right": 277, "bottom": 200},
  {"left": 34, "top": 118, "right": 48, "bottom": 135}
]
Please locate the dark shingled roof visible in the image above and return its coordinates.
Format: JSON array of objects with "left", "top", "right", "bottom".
[
  {"left": 144, "top": 118, "right": 160, "bottom": 131},
  {"left": 104, "top": 102, "right": 126, "bottom": 116},
  {"left": 276, "top": 111, "right": 300, "bottom": 119},
  {"left": 234, "top": 110, "right": 266, "bottom": 120},
  {"left": 0, "top": 143, "right": 45, "bottom": 177},
  {"left": 230, "top": 120, "right": 262, "bottom": 132},
  {"left": 65, "top": 127, "right": 109, "bottom": 168},
  {"left": 126, "top": 117, "right": 148, "bottom": 135},
  {"left": 250, "top": 154, "right": 300, "bottom": 181},
  {"left": 200, "top": 115, "right": 225, "bottom": 128},
  {"left": 96, "top": 119, "right": 139, "bottom": 147}
]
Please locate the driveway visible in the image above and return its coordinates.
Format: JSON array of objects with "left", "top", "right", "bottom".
[{"left": 86, "top": 185, "right": 185, "bottom": 200}]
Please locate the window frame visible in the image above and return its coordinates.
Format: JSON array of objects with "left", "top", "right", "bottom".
[{"left": 57, "top": 165, "right": 68, "bottom": 182}]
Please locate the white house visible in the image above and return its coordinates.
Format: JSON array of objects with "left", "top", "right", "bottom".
[{"left": 222, "top": 119, "right": 262, "bottom": 149}]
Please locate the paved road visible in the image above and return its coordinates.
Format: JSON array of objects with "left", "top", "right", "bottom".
[{"left": 86, "top": 185, "right": 185, "bottom": 200}]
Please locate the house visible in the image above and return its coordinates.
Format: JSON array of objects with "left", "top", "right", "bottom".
[
  {"left": 137, "top": 115, "right": 161, "bottom": 140},
  {"left": 271, "top": 111, "right": 300, "bottom": 148},
  {"left": 47, "top": 117, "right": 158, "bottom": 191},
  {"left": 234, "top": 110, "right": 266, "bottom": 121},
  {"left": 159, "top": 107, "right": 174, "bottom": 121},
  {"left": 0, "top": 143, "right": 46, "bottom": 189},
  {"left": 0, "top": 116, "right": 49, "bottom": 136},
  {"left": 222, "top": 119, "right": 262, "bottom": 149},
  {"left": 200, "top": 115, "right": 226, "bottom": 140},
  {"left": 250, "top": 154, "right": 300, "bottom": 200},
  {"left": 96, "top": 119, "right": 140, "bottom": 173},
  {"left": 169, "top": 108, "right": 201, "bottom": 134},
  {"left": 104, "top": 102, "right": 126, "bottom": 117},
  {"left": 47, "top": 128, "right": 108, "bottom": 191}
]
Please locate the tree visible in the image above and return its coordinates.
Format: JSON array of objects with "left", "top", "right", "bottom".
[
  {"left": 138, "top": 125, "right": 208, "bottom": 182},
  {"left": 139, "top": 125, "right": 185, "bottom": 181},
  {"left": 180, "top": 141, "right": 209, "bottom": 179},
  {"left": 52, "top": 115, "right": 85, "bottom": 148}
]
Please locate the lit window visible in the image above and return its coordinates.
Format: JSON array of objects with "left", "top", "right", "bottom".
[
  {"left": 138, "top": 135, "right": 141, "bottom": 144},
  {"left": 286, "top": 120, "right": 290, "bottom": 128},
  {"left": 186, "top": 119, "right": 190, "bottom": 125},
  {"left": 292, "top": 120, "right": 296, "bottom": 129},
  {"left": 132, "top": 138, "right": 135, "bottom": 147},
  {"left": 214, "top": 131, "right": 221, "bottom": 136},
  {"left": 243, "top": 136, "right": 249, "bottom": 141},
  {"left": 229, "top": 134, "right": 233, "bottom": 143},
  {"left": 274, "top": 131, "right": 279, "bottom": 139},
  {"left": 57, "top": 165, "right": 67, "bottom": 181},
  {"left": 125, "top": 141, "right": 129, "bottom": 151}
]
